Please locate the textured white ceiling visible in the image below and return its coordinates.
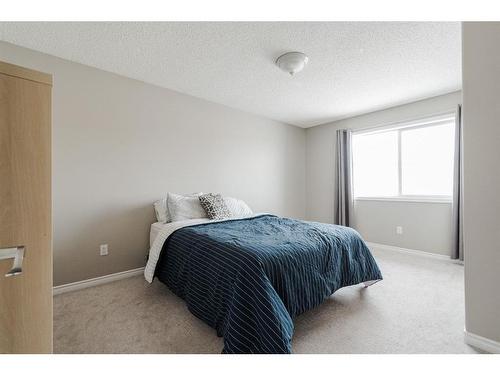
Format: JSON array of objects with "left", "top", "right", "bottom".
[{"left": 0, "top": 22, "right": 461, "bottom": 127}]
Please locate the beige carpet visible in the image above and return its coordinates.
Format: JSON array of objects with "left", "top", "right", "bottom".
[{"left": 53, "top": 248, "right": 480, "bottom": 354}]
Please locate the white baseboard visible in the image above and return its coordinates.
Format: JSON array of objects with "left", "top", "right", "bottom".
[
  {"left": 464, "top": 330, "right": 500, "bottom": 353},
  {"left": 366, "top": 242, "right": 453, "bottom": 262},
  {"left": 53, "top": 267, "right": 145, "bottom": 295}
]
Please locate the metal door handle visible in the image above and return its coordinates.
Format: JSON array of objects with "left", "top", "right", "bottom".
[{"left": 0, "top": 246, "right": 25, "bottom": 277}]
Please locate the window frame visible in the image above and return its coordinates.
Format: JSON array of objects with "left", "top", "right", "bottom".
[{"left": 352, "top": 112, "right": 456, "bottom": 204}]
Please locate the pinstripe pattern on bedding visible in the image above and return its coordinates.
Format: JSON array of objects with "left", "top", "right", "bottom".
[{"left": 154, "top": 214, "right": 382, "bottom": 353}]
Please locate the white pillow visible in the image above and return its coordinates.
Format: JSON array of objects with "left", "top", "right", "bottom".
[
  {"left": 224, "top": 197, "right": 253, "bottom": 218},
  {"left": 153, "top": 198, "right": 169, "bottom": 223},
  {"left": 168, "top": 192, "right": 208, "bottom": 222},
  {"left": 154, "top": 192, "right": 203, "bottom": 223}
]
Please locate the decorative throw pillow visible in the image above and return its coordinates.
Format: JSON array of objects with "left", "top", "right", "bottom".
[{"left": 199, "top": 193, "right": 232, "bottom": 220}]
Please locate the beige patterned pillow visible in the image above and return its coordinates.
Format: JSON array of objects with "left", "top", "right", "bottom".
[{"left": 199, "top": 193, "right": 232, "bottom": 220}]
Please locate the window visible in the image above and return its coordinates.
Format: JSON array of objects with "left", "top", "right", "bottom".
[{"left": 352, "top": 114, "right": 455, "bottom": 201}]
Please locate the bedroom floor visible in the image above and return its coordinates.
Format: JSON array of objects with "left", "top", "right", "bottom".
[{"left": 53, "top": 248, "right": 480, "bottom": 354}]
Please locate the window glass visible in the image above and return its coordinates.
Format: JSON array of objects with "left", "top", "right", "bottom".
[
  {"left": 352, "top": 117, "right": 455, "bottom": 199},
  {"left": 352, "top": 131, "right": 399, "bottom": 197},
  {"left": 401, "top": 122, "right": 455, "bottom": 196}
]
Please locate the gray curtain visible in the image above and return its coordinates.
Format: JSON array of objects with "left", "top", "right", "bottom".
[
  {"left": 334, "top": 129, "right": 353, "bottom": 226},
  {"left": 451, "top": 105, "right": 464, "bottom": 261}
]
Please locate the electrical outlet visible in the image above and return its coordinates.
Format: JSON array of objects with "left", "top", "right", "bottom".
[
  {"left": 100, "top": 244, "right": 109, "bottom": 256},
  {"left": 396, "top": 226, "right": 403, "bottom": 235}
]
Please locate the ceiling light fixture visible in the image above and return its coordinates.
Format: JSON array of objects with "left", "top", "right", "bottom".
[{"left": 275, "top": 51, "right": 309, "bottom": 76}]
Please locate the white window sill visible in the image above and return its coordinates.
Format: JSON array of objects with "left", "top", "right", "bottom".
[{"left": 354, "top": 197, "right": 452, "bottom": 204}]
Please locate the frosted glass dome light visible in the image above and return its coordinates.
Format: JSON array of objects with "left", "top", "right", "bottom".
[{"left": 275, "top": 52, "right": 309, "bottom": 76}]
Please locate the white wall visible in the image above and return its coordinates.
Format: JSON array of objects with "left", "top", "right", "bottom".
[
  {"left": 0, "top": 41, "right": 306, "bottom": 286},
  {"left": 306, "top": 91, "right": 461, "bottom": 256},
  {"left": 462, "top": 22, "right": 500, "bottom": 345}
]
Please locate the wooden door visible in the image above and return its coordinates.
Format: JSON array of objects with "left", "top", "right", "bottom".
[{"left": 0, "top": 61, "right": 52, "bottom": 353}]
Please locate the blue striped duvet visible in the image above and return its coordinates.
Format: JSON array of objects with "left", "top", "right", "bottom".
[{"left": 154, "top": 214, "right": 382, "bottom": 353}]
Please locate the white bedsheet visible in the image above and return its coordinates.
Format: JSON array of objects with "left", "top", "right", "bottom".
[
  {"left": 150, "top": 222, "right": 166, "bottom": 247},
  {"left": 144, "top": 219, "right": 210, "bottom": 283}
]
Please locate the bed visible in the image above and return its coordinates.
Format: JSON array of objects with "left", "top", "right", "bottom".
[{"left": 144, "top": 214, "right": 382, "bottom": 354}]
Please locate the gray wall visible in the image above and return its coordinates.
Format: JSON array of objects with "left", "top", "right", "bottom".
[
  {"left": 462, "top": 22, "right": 500, "bottom": 344},
  {"left": 0, "top": 42, "right": 306, "bottom": 286},
  {"left": 306, "top": 91, "right": 461, "bottom": 256}
]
